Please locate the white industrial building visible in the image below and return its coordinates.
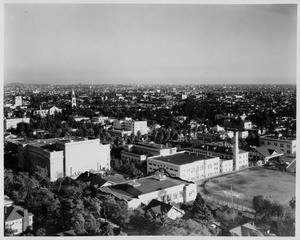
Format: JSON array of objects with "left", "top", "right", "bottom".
[
  {"left": 147, "top": 151, "right": 221, "bottom": 181},
  {"left": 17, "top": 137, "right": 110, "bottom": 181},
  {"left": 113, "top": 117, "right": 148, "bottom": 135}
]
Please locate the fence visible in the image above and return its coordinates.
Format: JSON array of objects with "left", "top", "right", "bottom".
[{"left": 202, "top": 194, "right": 256, "bottom": 214}]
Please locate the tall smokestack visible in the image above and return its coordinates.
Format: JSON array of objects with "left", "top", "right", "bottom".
[{"left": 233, "top": 132, "right": 239, "bottom": 171}]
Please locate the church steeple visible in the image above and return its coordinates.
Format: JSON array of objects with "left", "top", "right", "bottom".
[{"left": 71, "top": 90, "right": 76, "bottom": 107}]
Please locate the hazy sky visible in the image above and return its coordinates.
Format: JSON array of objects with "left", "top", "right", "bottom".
[{"left": 4, "top": 4, "right": 297, "bottom": 85}]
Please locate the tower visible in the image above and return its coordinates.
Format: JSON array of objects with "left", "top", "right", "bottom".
[
  {"left": 71, "top": 90, "right": 76, "bottom": 107},
  {"left": 233, "top": 131, "right": 239, "bottom": 171}
]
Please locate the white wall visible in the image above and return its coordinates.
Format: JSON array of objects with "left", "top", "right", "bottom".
[{"left": 65, "top": 140, "right": 110, "bottom": 177}]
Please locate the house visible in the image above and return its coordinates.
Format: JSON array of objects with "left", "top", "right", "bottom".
[
  {"left": 249, "top": 146, "right": 283, "bottom": 165},
  {"left": 143, "top": 199, "right": 184, "bottom": 220},
  {"left": 229, "top": 222, "right": 264, "bottom": 236},
  {"left": 4, "top": 197, "right": 34, "bottom": 235}
]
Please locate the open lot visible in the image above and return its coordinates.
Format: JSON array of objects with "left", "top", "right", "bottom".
[{"left": 203, "top": 167, "right": 296, "bottom": 206}]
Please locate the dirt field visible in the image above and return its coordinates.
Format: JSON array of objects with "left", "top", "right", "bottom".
[{"left": 203, "top": 167, "right": 296, "bottom": 206}]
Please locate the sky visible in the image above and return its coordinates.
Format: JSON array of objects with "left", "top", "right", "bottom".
[{"left": 4, "top": 4, "right": 297, "bottom": 85}]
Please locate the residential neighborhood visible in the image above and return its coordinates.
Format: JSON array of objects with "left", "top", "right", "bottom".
[{"left": 3, "top": 3, "right": 296, "bottom": 238}]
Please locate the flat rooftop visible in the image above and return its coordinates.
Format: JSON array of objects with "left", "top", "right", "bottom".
[
  {"left": 151, "top": 152, "right": 212, "bottom": 165},
  {"left": 18, "top": 137, "right": 98, "bottom": 145},
  {"left": 135, "top": 142, "right": 169, "bottom": 149},
  {"left": 260, "top": 135, "right": 296, "bottom": 141}
]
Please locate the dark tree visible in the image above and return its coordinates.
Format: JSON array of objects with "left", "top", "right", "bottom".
[{"left": 190, "top": 194, "right": 213, "bottom": 223}]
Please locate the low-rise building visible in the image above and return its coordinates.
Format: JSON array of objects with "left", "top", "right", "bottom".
[
  {"left": 4, "top": 117, "right": 30, "bottom": 130},
  {"left": 249, "top": 146, "right": 284, "bottom": 165},
  {"left": 259, "top": 135, "right": 296, "bottom": 156},
  {"left": 4, "top": 196, "right": 33, "bottom": 236},
  {"left": 113, "top": 117, "right": 148, "bottom": 135},
  {"left": 33, "top": 105, "right": 62, "bottom": 117},
  {"left": 121, "top": 142, "right": 177, "bottom": 162},
  {"left": 192, "top": 132, "right": 249, "bottom": 171},
  {"left": 99, "top": 172, "right": 197, "bottom": 210},
  {"left": 147, "top": 151, "right": 220, "bottom": 181}
]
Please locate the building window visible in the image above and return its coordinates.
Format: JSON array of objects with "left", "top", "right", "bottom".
[
  {"left": 287, "top": 145, "right": 291, "bottom": 148},
  {"left": 267, "top": 142, "right": 271, "bottom": 145},
  {"left": 287, "top": 150, "right": 290, "bottom": 154},
  {"left": 179, "top": 191, "right": 183, "bottom": 198},
  {"left": 280, "top": 144, "right": 284, "bottom": 147},
  {"left": 173, "top": 193, "right": 178, "bottom": 199},
  {"left": 167, "top": 194, "right": 171, "bottom": 201}
]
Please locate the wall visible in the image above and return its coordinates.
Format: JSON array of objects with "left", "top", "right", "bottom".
[
  {"left": 64, "top": 140, "right": 110, "bottom": 177},
  {"left": 220, "top": 159, "right": 233, "bottom": 173},
  {"left": 49, "top": 151, "right": 64, "bottom": 180}
]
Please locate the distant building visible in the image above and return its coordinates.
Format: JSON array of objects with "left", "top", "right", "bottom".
[
  {"left": 74, "top": 116, "right": 90, "bottom": 122},
  {"left": 4, "top": 117, "right": 30, "bottom": 130},
  {"left": 224, "top": 118, "right": 252, "bottom": 131},
  {"left": 215, "top": 114, "right": 252, "bottom": 131},
  {"left": 113, "top": 117, "right": 148, "bottom": 135},
  {"left": 71, "top": 90, "right": 77, "bottom": 107},
  {"left": 259, "top": 135, "right": 296, "bottom": 156},
  {"left": 33, "top": 105, "right": 62, "bottom": 117},
  {"left": 91, "top": 116, "right": 109, "bottom": 124},
  {"left": 17, "top": 137, "right": 110, "bottom": 181},
  {"left": 147, "top": 151, "right": 221, "bottom": 181},
  {"left": 121, "top": 142, "right": 177, "bottom": 162},
  {"left": 4, "top": 196, "right": 33, "bottom": 235},
  {"left": 14, "top": 96, "right": 22, "bottom": 107},
  {"left": 99, "top": 172, "right": 197, "bottom": 210}
]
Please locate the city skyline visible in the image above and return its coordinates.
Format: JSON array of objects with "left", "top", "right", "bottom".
[{"left": 4, "top": 4, "right": 297, "bottom": 85}]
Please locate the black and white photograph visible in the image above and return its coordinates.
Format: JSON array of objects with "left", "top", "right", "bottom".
[{"left": 2, "top": 1, "right": 298, "bottom": 237}]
